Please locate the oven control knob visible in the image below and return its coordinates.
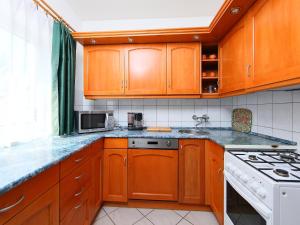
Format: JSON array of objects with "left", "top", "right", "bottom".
[
  {"left": 257, "top": 188, "right": 267, "bottom": 199},
  {"left": 166, "top": 140, "right": 171, "bottom": 147}
]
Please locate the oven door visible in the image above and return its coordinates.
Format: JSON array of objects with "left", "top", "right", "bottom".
[
  {"left": 224, "top": 171, "right": 272, "bottom": 225},
  {"left": 79, "top": 112, "right": 108, "bottom": 133}
]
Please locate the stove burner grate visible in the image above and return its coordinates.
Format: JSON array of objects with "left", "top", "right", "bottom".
[
  {"left": 273, "top": 168, "right": 289, "bottom": 177},
  {"left": 248, "top": 154, "right": 258, "bottom": 161}
]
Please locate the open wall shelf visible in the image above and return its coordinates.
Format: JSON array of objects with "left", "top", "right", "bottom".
[{"left": 201, "top": 44, "right": 219, "bottom": 95}]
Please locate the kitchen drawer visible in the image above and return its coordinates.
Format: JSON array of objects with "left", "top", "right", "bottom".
[
  {"left": 60, "top": 189, "right": 89, "bottom": 225},
  {"left": 60, "top": 161, "right": 91, "bottom": 220},
  {"left": 0, "top": 165, "right": 59, "bottom": 225},
  {"left": 104, "top": 138, "right": 127, "bottom": 149},
  {"left": 60, "top": 145, "right": 92, "bottom": 179}
]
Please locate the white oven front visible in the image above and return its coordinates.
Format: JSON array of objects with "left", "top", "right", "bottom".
[{"left": 224, "top": 171, "right": 273, "bottom": 225}]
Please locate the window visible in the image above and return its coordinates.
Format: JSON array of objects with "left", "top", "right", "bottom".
[{"left": 0, "top": 0, "right": 53, "bottom": 147}]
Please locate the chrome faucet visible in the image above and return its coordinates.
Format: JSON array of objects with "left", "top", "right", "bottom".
[{"left": 192, "top": 114, "right": 209, "bottom": 128}]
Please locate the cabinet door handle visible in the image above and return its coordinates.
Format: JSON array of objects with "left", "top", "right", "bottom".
[
  {"left": 74, "top": 204, "right": 82, "bottom": 210},
  {"left": 74, "top": 174, "right": 83, "bottom": 180},
  {"left": 124, "top": 157, "right": 127, "bottom": 166},
  {"left": 0, "top": 195, "right": 25, "bottom": 213},
  {"left": 121, "top": 80, "right": 124, "bottom": 89},
  {"left": 74, "top": 157, "right": 84, "bottom": 163},
  {"left": 125, "top": 80, "right": 128, "bottom": 89},
  {"left": 246, "top": 64, "right": 251, "bottom": 77},
  {"left": 218, "top": 168, "right": 223, "bottom": 174},
  {"left": 74, "top": 188, "right": 83, "bottom": 197}
]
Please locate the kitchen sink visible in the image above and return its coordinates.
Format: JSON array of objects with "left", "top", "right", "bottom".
[{"left": 178, "top": 129, "right": 210, "bottom": 135}]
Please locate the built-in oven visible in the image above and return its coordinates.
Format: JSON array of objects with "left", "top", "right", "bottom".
[{"left": 224, "top": 171, "right": 272, "bottom": 225}]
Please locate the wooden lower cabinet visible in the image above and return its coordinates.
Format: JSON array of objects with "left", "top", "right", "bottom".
[
  {"left": 103, "top": 149, "right": 128, "bottom": 202},
  {"left": 60, "top": 191, "right": 89, "bottom": 225},
  {"left": 4, "top": 185, "right": 59, "bottom": 225},
  {"left": 128, "top": 149, "right": 178, "bottom": 201},
  {"left": 89, "top": 140, "right": 104, "bottom": 221},
  {"left": 205, "top": 141, "right": 224, "bottom": 225},
  {"left": 179, "top": 139, "right": 205, "bottom": 205}
]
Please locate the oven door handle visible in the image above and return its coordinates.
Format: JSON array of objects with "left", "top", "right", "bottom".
[{"left": 224, "top": 171, "right": 272, "bottom": 220}]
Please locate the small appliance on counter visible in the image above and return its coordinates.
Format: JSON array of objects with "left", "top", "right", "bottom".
[
  {"left": 75, "top": 110, "right": 114, "bottom": 134},
  {"left": 128, "top": 112, "right": 144, "bottom": 130}
]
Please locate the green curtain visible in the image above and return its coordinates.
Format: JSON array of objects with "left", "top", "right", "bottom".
[{"left": 51, "top": 21, "right": 76, "bottom": 136}]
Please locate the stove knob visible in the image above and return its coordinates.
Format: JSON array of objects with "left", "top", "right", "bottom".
[
  {"left": 257, "top": 188, "right": 267, "bottom": 199},
  {"left": 236, "top": 170, "right": 242, "bottom": 178},
  {"left": 250, "top": 182, "right": 259, "bottom": 192},
  {"left": 241, "top": 175, "right": 249, "bottom": 183}
]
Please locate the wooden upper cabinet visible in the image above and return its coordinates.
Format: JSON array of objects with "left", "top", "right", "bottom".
[
  {"left": 246, "top": 0, "right": 300, "bottom": 89},
  {"left": 167, "top": 43, "right": 200, "bottom": 94},
  {"left": 103, "top": 149, "right": 128, "bottom": 202},
  {"left": 84, "top": 45, "right": 125, "bottom": 96},
  {"left": 179, "top": 139, "right": 205, "bottom": 205},
  {"left": 219, "top": 18, "right": 247, "bottom": 94},
  {"left": 125, "top": 44, "right": 167, "bottom": 95},
  {"left": 128, "top": 149, "right": 178, "bottom": 201}
]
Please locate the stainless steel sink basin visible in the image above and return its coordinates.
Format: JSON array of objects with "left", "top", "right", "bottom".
[{"left": 178, "top": 129, "right": 210, "bottom": 135}]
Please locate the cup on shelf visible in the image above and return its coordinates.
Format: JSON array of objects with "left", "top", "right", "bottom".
[{"left": 202, "top": 54, "right": 207, "bottom": 60}]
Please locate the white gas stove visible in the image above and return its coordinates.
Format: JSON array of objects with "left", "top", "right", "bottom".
[{"left": 224, "top": 150, "right": 300, "bottom": 225}]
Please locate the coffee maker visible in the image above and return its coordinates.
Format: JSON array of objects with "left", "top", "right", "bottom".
[{"left": 128, "top": 112, "right": 144, "bottom": 130}]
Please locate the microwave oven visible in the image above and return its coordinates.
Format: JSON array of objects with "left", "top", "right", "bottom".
[{"left": 75, "top": 111, "right": 114, "bottom": 134}]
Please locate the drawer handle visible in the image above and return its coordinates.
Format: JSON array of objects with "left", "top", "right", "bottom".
[
  {"left": 0, "top": 195, "right": 25, "bottom": 213},
  {"left": 74, "top": 157, "right": 84, "bottom": 163},
  {"left": 74, "top": 204, "right": 81, "bottom": 210},
  {"left": 74, "top": 188, "right": 83, "bottom": 197},
  {"left": 74, "top": 174, "right": 83, "bottom": 180}
]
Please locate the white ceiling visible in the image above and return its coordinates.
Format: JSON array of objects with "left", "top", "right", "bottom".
[{"left": 65, "top": 0, "right": 225, "bottom": 21}]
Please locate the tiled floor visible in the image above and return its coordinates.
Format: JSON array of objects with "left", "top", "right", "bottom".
[{"left": 93, "top": 206, "right": 219, "bottom": 225}]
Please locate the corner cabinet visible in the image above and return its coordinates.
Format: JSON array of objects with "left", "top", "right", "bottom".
[
  {"left": 205, "top": 141, "right": 224, "bottom": 225},
  {"left": 167, "top": 43, "right": 200, "bottom": 94},
  {"left": 125, "top": 44, "right": 167, "bottom": 95},
  {"left": 178, "top": 139, "right": 205, "bottom": 205},
  {"left": 219, "top": 18, "right": 247, "bottom": 95},
  {"left": 84, "top": 45, "right": 125, "bottom": 96}
]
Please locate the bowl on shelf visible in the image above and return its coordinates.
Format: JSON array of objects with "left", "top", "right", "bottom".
[
  {"left": 208, "top": 54, "right": 217, "bottom": 59},
  {"left": 209, "top": 71, "right": 218, "bottom": 77},
  {"left": 202, "top": 72, "right": 207, "bottom": 77}
]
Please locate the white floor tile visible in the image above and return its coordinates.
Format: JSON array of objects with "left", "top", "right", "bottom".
[
  {"left": 93, "top": 215, "right": 114, "bottom": 225},
  {"left": 146, "top": 209, "right": 181, "bottom": 225},
  {"left": 175, "top": 210, "right": 189, "bottom": 218},
  {"left": 109, "top": 208, "right": 144, "bottom": 225},
  {"left": 177, "top": 219, "right": 193, "bottom": 225},
  {"left": 134, "top": 217, "right": 153, "bottom": 225},
  {"left": 137, "top": 208, "right": 153, "bottom": 216},
  {"left": 185, "top": 211, "right": 219, "bottom": 225},
  {"left": 103, "top": 206, "right": 119, "bottom": 214},
  {"left": 95, "top": 208, "right": 107, "bottom": 221}
]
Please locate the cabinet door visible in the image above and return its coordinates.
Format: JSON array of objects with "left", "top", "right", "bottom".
[
  {"left": 128, "top": 149, "right": 178, "bottom": 201},
  {"left": 84, "top": 45, "right": 125, "bottom": 96},
  {"left": 125, "top": 44, "right": 167, "bottom": 95},
  {"left": 89, "top": 141, "right": 104, "bottom": 220},
  {"left": 205, "top": 141, "right": 224, "bottom": 225},
  {"left": 167, "top": 43, "right": 200, "bottom": 94},
  {"left": 179, "top": 140, "right": 205, "bottom": 205},
  {"left": 219, "top": 19, "right": 247, "bottom": 94},
  {"left": 246, "top": 0, "right": 300, "bottom": 89},
  {"left": 4, "top": 185, "right": 59, "bottom": 225},
  {"left": 103, "top": 149, "right": 127, "bottom": 202}
]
